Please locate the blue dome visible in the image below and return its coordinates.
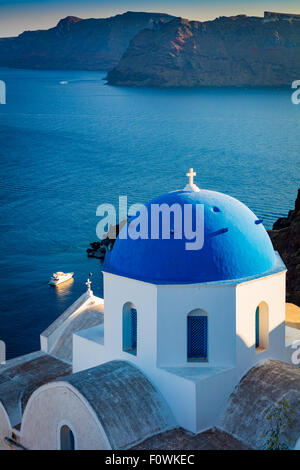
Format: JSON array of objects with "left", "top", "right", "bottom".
[{"left": 104, "top": 189, "right": 276, "bottom": 284}]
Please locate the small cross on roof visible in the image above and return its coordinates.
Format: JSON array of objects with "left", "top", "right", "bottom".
[
  {"left": 184, "top": 168, "right": 200, "bottom": 192},
  {"left": 186, "top": 168, "right": 196, "bottom": 186}
]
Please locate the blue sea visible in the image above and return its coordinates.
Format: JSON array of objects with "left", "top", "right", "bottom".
[{"left": 0, "top": 68, "right": 299, "bottom": 359}]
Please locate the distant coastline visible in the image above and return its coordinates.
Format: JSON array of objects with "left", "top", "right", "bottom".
[
  {"left": 106, "top": 13, "right": 300, "bottom": 88},
  {"left": 0, "top": 12, "right": 175, "bottom": 72},
  {"left": 0, "top": 11, "right": 300, "bottom": 87}
]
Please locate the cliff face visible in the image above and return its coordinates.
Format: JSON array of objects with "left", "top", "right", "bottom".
[
  {"left": 0, "top": 12, "right": 174, "bottom": 70},
  {"left": 269, "top": 190, "right": 300, "bottom": 306},
  {"left": 107, "top": 15, "right": 300, "bottom": 87}
]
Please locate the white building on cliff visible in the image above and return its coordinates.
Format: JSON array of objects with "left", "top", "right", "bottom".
[{"left": 0, "top": 171, "right": 299, "bottom": 450}]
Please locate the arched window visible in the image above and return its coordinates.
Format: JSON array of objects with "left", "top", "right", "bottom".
[
  {"left": 187, "top": 309, "right": 208, "bottom": 362},
  {"left": 255, "top": 307, "right": 260, "bottom": 348},
  {"left": 123, "top": 302, "right": 137, "bottom": 356},
  {"left": 255, "top": 302, "right": 269, "bottom": 351},
  {"left": 60, "top": 424, "right": 75, "bottom": 450}
]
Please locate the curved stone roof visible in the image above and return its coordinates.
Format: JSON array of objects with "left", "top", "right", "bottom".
[
  {"left": 50, "top": 304, "right": 104, "bottom": 363},
  {"left": 60, "top": 360, "right": 175, "bottom": 449},
  {"left": 104, "top": 189, "right": 277, "bottom": 284},
  {"left": 220, "top": 360, "right": 300, "bottom": 449},
  {"left": 132, "top": 427, "right": 250, "bottom": 450},
  {"left": 0, "top": 352, "right": 71, "bottom": 427},
  {"left": 41, "top": 292, "right": 104, "bottom": 363}
]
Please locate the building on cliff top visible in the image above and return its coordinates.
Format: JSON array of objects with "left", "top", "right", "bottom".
[
  {"left": 264, "top": 11, "right": 300, "bottom": 21},
  {"left": 0, "top": 170, "right": 299, "bottom": 450}
]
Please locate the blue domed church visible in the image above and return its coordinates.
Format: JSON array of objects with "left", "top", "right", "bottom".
[
  {"left": 1, "top": 170, "right": 299, "bottom": 451},
  {"left": 73, "top": 169, "right": 289, "bottom": 433}
]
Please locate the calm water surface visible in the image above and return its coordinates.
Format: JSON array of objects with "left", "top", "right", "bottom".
[{"left": 0, "top": 68, "right": 299, "bottom": 358}]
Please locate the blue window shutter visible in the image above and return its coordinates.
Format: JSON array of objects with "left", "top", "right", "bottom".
[
  {"left": 255, "top": 307, "right": 260, "bottom": 348},
  {"left": 188, "top": 316, "right": 207, "bottom": 359},
  {"left": 131, "top": 308, "right": 137, "bottom": 351}
]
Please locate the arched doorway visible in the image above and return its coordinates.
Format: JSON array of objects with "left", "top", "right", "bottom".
[{"left": 60, "top": 424, "right": 75, "bottom": 450}]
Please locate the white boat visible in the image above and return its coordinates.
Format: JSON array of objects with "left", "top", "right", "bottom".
[{"left": 49, "top": 272, "right": 74, "bottom": 286}]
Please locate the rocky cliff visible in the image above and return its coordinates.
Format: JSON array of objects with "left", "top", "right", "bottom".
[
  {"left": 0, "top": 11, "right": 174, "bottom": 70},
  {"left": 107, "top": 15, "right": 300, "bottom": 87},
  {"left": 269, "top": 189, "right": 300, "bottom": 306}
]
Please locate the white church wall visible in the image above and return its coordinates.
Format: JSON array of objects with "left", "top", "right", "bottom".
[
  {"left": 73, "top": 273, "right": 159, "bottom": 373},
  {"left": 235, "top": 271, "right": 287, "bottom": 376},
  {"left": 156, "top": 283, "right": 237, "bottom": 368},
  {"left": 142, "top": 366, "right": 237, "bottom": 433},
  {"left": 100, "top": 275, "right": 239, "bottom": 434},
  {"left": 147, "top": 368, "right": 197, "bottom": 432},
  {"left": 102, "top": 273, "right": 158, "bottom": 368},
  {"left": 73, "top": 331, "right": 107, "bottom": 373},
  {"left": 71, "top": 269, "right": 288, "bottom": 436},
  {"left": 21, "top": 382, "right": 111, "bottom": 450},
  {"left": 194, "top": 368, "right": 237, "bottom": 432}
]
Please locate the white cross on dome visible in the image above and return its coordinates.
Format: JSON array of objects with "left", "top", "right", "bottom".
[{"left": 184, "top": 167, "right": 200, "bottom": 192}]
